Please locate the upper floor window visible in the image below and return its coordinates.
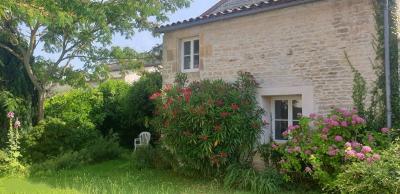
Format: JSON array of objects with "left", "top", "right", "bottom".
[{"left": 181, "top": 38, "right": 199, "bottom": 72}]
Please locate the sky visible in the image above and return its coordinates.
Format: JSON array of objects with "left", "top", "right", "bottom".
[
  {"left": 115, "top": 0, "right": 219, "bottom": 52},
  {"left": 36, "top": 0, "right": 219, "bottom": 65}
]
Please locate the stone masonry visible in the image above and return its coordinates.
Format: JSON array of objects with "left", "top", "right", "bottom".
[{"left": 161, "top": 0, "right": 377, "bottom": 115}]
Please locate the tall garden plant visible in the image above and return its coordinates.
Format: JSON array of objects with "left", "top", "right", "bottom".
[{"left": 151, "top": 72, "right": 264, "bottom": 176}]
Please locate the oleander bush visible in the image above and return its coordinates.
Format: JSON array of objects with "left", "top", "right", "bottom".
[{"left": 151, "top": 72, "right": 264, "bottom": 176}]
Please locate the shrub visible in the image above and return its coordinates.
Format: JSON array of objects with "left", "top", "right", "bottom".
[
  {"left": 258, "top": 143, "right": 282, "bottom": 168},
  {"left": 45, "top": 88, "right": 105, "bottom": 129},
  {"left": 152, "top": 72, "right": 264, "bottom": 176},
  {"left": 276, "top": 108, "right": 390, "bottom": 187},
  {"left": 331, "top": 140, "right": 400, "bottom": 193},
  {"left": 120, "top": 72, "right": 162, "bottom": 147},
  {"left": 31, "top": 135, "right": 123, "bottom": 173},
  {"left": 224, "top": 164, "right": 284, "bottom": 194},
  {"left": 97, "top": 80, "right": 129, "bottom": 136},
  {"left": 130, "top": 144, "right": 174, "bottom": 170},
  {"left": 22, "top": 117, "right": 99, "bottom": 162}
]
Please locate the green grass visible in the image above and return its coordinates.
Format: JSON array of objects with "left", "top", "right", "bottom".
[{"left": 0, "top": 160, "right": 252, "bottom": 194}]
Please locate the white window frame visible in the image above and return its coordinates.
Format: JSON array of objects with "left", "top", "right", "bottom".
[
  {"left": 181, "top": 37, "right": 199, "bottom": 73},
  {"left": 271, "top": 96, "right": 302, "bottom": 143}
]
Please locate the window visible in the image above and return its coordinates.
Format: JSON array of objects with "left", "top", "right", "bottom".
[
  {"left": 271, "top": 97, "right": 302, "bottom": 142},
  {"left": 181, "top": 38, "right": 199, "bottom": 72}
]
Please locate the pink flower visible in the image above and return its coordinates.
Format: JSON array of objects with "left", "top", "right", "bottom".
[
  {"left": 331, "top": 120, "right": 340, "bottom": 127},
  {"left": 309, "top": 113, "right": 317, "bottom": 119},
  {"left": 356, "top": 152, "right": 365, "bottom": 160},
  {"left": 164, "top": 84, "right": 172, "bottom": 92},
  {"left": 304, "top": 167, "right": 313, "bottom": 173},
  {"left": 345, "top": 142, "right": 352, "bottom": 148},
  {"left": 7, "top": 112, "right": 14, "bottom": 119},
  {"left": 368, "top": 134, "right": 374, "bottom": 142},
  {"left": 287, "top": 147, "right": 293, "bottom": 154},
  {"left": 351, "top": 141, "right": 361, "bottom": 148},
  {"left": 293, "top": 146, "right": 301, "bottom": 153},
  {"left": 366, "top": 157, "right": 374, "bottom": 163},
  {"left": 271, "top": 143, "right": 279, "bottom": 149},
  {"left": 372, "top": 153, "right": 381, "bottom": 161},
  {"left": 340, "top": 121, "right": 348, "bottom": 127},
  {"left": 282, "top": 130, "right": 289, "bottom": 137},
  {"left": 14, "top": 119, "right": 21, "bottom": 129},
  {"left": 322, "top": 127, "right": 330, "bottom": 134},
  {"left": 331, "top": 115, "right": 339, "bottom": 121},
  {"left": 304, "top": 150, "right": 312, "bottom": 155},
  {"left": 334, "top": 135, "right": 343, "bottom": 142},
  {"left": 149, "top": 92, "right": 162, "bottom": 100},
  {"left": 345, "top": 149, "right": 356, "bottom": 157},
  {"left": 328, "top": 148, "right": 339, "bottom": 156},
  {"left": 361, "top": 146, "right": 372, "bottom": 154},
  {"left": 381, "top": 128, "right": 390, "bottom": 134}
]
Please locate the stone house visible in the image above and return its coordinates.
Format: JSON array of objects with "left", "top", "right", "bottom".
[{"left": 156, "top": 0, "right": 381, "bottom": 143}]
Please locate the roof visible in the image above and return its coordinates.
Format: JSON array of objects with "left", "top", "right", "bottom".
[
  {"left": 156, "top": 0, "right": 320, "bottom": 33},
  {"left": 202, "top": 0, "right": 264, "bottom": 16}
]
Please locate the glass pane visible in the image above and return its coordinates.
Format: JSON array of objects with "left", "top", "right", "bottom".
[
  {"left": 194, "top": 40, "right": 199, "bottom": 54},
  {"left": 275, "top": 120, "right": 288, "bottom": 140},
  {"left": 184, "top": 41, "right": 191, "bottom": 55},
  {"left": 275, "top": 100, "right": 288, "bottom": 119},
  {"left": 184, "top": 56, "right": 191, "bottom": 69},
  {"left": 292, "top": 99, "right": 302, "bottom": 120},
  {"left": 194, "top": 54, "right": 199, "bottom": 68}
]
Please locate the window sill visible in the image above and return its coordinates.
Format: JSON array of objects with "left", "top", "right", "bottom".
[{"left": 182, "top": 69, "right": 199, "bottom": 73}]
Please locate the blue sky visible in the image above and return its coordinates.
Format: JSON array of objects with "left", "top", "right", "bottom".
[
  {"left": 36, "top": 0, "right": 219, "bottom": 65},
  {"left": 107, "top": 0, "right": 218, "bottom": 52}
]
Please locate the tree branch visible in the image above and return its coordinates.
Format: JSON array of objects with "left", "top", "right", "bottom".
[{"left": 0, "top": 43, "right": 24, "bottom": 62}]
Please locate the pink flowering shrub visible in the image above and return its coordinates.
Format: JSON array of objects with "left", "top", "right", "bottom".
[
  {"left": 276, "top": 108, "right": 389, "bottom": 187},
  {"left": 151, "top": 72, "right": 264, "bottom": 176}
]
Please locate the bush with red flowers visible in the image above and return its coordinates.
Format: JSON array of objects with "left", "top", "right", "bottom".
[{"left": 151, "top": 72, "right": 264, "bottom": 176}]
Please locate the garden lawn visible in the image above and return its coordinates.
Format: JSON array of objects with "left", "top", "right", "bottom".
[{"left": 0, "top": 160, "right": 251, "bottom": 194}]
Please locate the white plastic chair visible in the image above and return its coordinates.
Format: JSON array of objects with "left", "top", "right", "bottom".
[{"left": 134, "top": 132, "right": 151, "bottom": 151}]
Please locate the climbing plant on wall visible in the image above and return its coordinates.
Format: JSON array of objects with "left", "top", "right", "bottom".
[{"left": 350, "top": 1, "right": 400, "bottom": 130}]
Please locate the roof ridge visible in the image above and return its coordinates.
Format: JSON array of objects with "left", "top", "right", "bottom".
[{"left": 156, "top": 0, "right": 318, "bottom": 33}]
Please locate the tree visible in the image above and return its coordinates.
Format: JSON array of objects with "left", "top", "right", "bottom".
[{"left": 0, "top": 0, "right": 190, "bottom": 121}]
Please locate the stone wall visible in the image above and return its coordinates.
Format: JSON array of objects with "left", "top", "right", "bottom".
[{"left": 161, "top": 0, "right": 376, "bottom": 115}]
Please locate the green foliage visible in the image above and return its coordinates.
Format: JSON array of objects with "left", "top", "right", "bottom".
[
  {"left": 152, "top": 72, "right": 264, "bottom": 176},
  {"left": 0, "top": 112, "right": 26, "bottom": 176},
  {"left": 22, "top": 118, "right": 99, "bottom": 162},
  {"left": 258, "top": 143, "right": 282, "bottom": 168},
  {"left": 331, "top": 140, "right": 400, "bottom": 193},
  {"left": 367, "top": 0, "right": 400, "bottom": 129},
  {"left": 31, "top": 135, "right": 123, "bottom": 173},
  {"left": 276, "top": 109, "right": 389, "bottom": 188},
  {"left": 120, "top": 72, "right": 162, "bottom": 147},
  {"left": 131, "top": 145, "right": 175, "bottom": 170},
  {"left": 97, "top": 80, "right": 129, "bottom": 136},
  {"left": 346, "top": 52, "right": 367, "bottom": 117},
  {"left": 224, "top": 164, "right": 284, "bottom": 194},
  {"left": 45, "top": 88, "right": 105, "bottom": 129}
]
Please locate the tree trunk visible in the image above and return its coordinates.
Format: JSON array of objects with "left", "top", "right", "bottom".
[{"left": 37, "top": 90, "right": 45, "bottom": 122}]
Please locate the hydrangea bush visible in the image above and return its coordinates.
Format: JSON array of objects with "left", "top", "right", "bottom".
[
  {"left": 275, "top": 108, "right": 390, "bottom": 187},
  {"left": 151, "top": 72, "right": 264, "bottom": 176}
]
